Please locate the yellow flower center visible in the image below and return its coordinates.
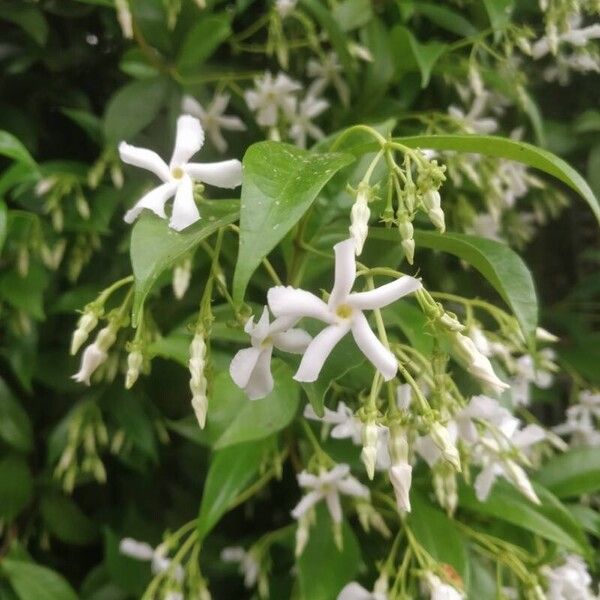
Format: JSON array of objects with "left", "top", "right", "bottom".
[
  {"left": 335, "top": 304, "right": 353, "bottom": 319},
  {"left": 171, "top": 167, "right": 184, "bottom": 179}
]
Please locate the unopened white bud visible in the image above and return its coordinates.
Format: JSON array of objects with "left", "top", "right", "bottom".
[
  {"left": 192, "top": 394, "right": 208, "bottom": 429},
  {"left": 189, "top": 332, "right": 208, "bottom": 428},
  {"left": 505, "top": 460, "right": 540, "bottom": 504},
  {"left": 72, "top": 343, "right": 107, "bottom": 385},
  {"left": 111, "top": 164, "right": 124, "bottom": 189},
  {"left": 468, "top": 325, "right": 491, "bottom": 356},
  {"left": 35, "top": 177, "right": 56, "bottom": 196},
  {"left": 172, "top": 257, "right": 192, "bottom": 300},
  {"left": 429, "top": 422, "right": 461, "bottom": 471},
  {"left": 422, "top": 189, "right": 441, "bottom": 211},
  {"left": 361, "top": 421, "right": 378, "bottom": 480},
  {"left": 428, "top": 206, "right": 446, "bottom": 233},
  {"left": 125, "top": 350, "right": 143, "bottom": 389},
  {"left": 71, "top": 312, "right": 99, "bottom": 355},
  {"left": 76, "top": 193, "right": 90, "bottom": 219},
  {"left": 396, "top": 384, "right": 412, "bottom": 411},
  {"left": 535, "top": 327, "right": 558, "bottom": 343},
  {"left": 349, "top": 184, "right": 371, "bottom": 255},
  {"left": 389, "top": 462, "right": 412, "bottom": 513},
  {"left": 401, "top": 239, "right": 415, "bottom": 265}
]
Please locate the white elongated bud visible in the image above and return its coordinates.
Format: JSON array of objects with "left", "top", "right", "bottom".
[
  {"left": 360, "top": 421, "right": 378, "bottom": 480},
  {"left": 71, "top": 311, "right": 99, "bottom": 355},
  {"left": 398, "top": 215, "right": 415, "bottom": 265},
  {"left": 505, "top": 460, "right": 540, "bottom": 504},
  {"left": 536, "top": 327, "right": 558, "bottom": 342},
  {"left": 72, "top": 325, "right": 117, "bottom": 385},
  {"left": 349, "top": 183, "right": 371, "bottom": 255},
  {"left": 125, "top": 349, "right": 143, "bottom": 389},
  {"left": 401, "top": 239, "right": 415, "bottom": 265},
  {"left": 429, "top": 422, "right": 461, "bottom": 471},
  {"left": 189, "top": 332, "right": 209, "bottom": 428},
  {"left": 172, "top": 257, "right": 192, "bottom": 300},
  {"left": 389, "top": 462, "right": 412, "bottom": 513},
  {"left": 422, "top": 189, "right": 446, "bottom": 233}
]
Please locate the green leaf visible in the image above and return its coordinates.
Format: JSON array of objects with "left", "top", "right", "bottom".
[
  {"left": 332, "top": 0, "right": 373, "bottom": 31},
  {"left": 383, "top": 300, "right": 434, "bottom": 357},
  {"left": 297, "top": 506, "right": 360, "bottom": 600},
  {"left": 1, "top": 560, "right": 77, "bottom": 600},
  {"left": 0, "top": 456, "right": 33, "bottom": 521},
  {"left": 0, "top": 131, "right": 36, "bottom": 167},
  {"left": 567, "top": 504, "right": 600, "bottom": 537},
  {"left": 0, "top": 199, "right": 6, "bottom": 255},
  {"left": 0, "top": 262, "right": 49, "bottom": 320},
  {"left": 129, "top": 199, "right": 239, "bottom": 324},
  {"left": 232, "top": 142, "right": 353, "bottom": 303},
  {"left": 390, "top": 26, "right": 447, "bottom": 88},
  {"left": 411, "top": 3, "right": 477, "bottom": 37},
  {"left": 197, "top": 440, "right": 268, "bottom": 540},
  {"left": 210, "top": 361, "right": 300, "bottom": 449},
  {"left": 459, "top": 480, "right": 589, "bottom": 555},
  {"left": 535, "top": 447, "right": 600, "bottom": 499},
  {"left": 395, "top": 134, "right": 600, "bottom": 224},
  {"left": 0, "top": 2, "right": 48, "bottom": 45},
  {"left": 371, "top": 228, "right": 538, "bottom": 340},
  {"left": 0, "top": 378, "right": 33, "bottom": 453},
  {"left": 482, "top": 0, "right": 514, "bottom": 31},
  {"left": 40, "top": 491, "right": 99, "bottom": 545},
  {"left": 408, "top": 493, "right": 469, "bottom": 586},
  {"left": 103, "top": 77, "right": 169, "bottom": 143},
  {"left": 176, "top": 15, "right": 231, "bottom": 74}
]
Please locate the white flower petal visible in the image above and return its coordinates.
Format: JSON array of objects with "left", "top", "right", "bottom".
[
  {"left": 244, "top": 346, "right": 274, "bottom": 400},
  {"left": 170, "top": 115, "right": 204, "bottom": 167},
  {"left": 185, "top": 159, "right": 242, "bottom": 188},
  {"left": 124, "top": 182, "right": 177, "bottom": 224},
  {"left": 389, "top": 463, "right": 412, "bottom": 512},
  {"left": 119, "top": 538, "right": 155, "bottom": 561},
  {"left": 294, "top": 323, "right": 350, "bottom": 382},
  {"left": 325, "top": 490, "right": 343, "bottom": 523},
  {"left": 268, "top": 286, "right": 332, "bottom": 322},
  {"left": 230, "top": 347, "right": 262, "bottom": 389},
  {"left": 119, "top": 142, "right": 171, "bottom": 182},
  {"left": 337, "top": 582, "right": 374, "bottom": 600},
  {"left": 169, "top": 176, "right": 199, "bottom": 231},
  {"left": 474, "top": 464, "right": 498, "bottom": 501},
  {"left": 329, "top": 238, "right": 356, "bottom": 307},
  {"left": 337, "top": 476, "right": 369, "bottom": 498},
  {"left": 181, "top": 95, "right": 204, "bottom": 117},
  {"left": 291, "top": 489, "right": 323, "bottom": 520},
  {"left": 350, "top": 312, "right": 397, "bottom": 380},
  {"left": 512, "top": 424, "right": 546, "bottom": 449},
  {"left": 218, "top": 115, "right": 246, "bottom": 131},
  {"left": 348, "top": 276, "right": 421, "bottom": 310},
  {"left": 272, "top": 328, "right": 312, "bottom": 353},
  {"left": 415, "top": 435, "right": 442, "bottom": 467}
]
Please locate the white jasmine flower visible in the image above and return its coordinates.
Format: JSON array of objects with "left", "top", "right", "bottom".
[
  {"left": 543, "top": 554, "right": 598, "bottom": 600},
  {"left": 338, "top": 581, "right": 387, "bottom": 600},
  {"left": 455, "top": 395, "right": 517, "bottom": 444},
  {"left": 467, "top": 213, "right": 504, "bottom": 242},
  {"left": 291, "top": 463, "right": 369, "bottom": 523},
  {"left": 554, "top": 390, "right": 600, "bottom": 447},
  {"left": 244, "top": 72, "right": 301, "bottom": 127},
  {"left": 120, "top": 115, "right": 242, "bottom": 231},
  {"left": 448, "top": 94, "right": 498, "bottom": 134},
  {"left": 307, "top": 52, "right": 350, "bottom": 106},
  {"left": 268, "top": 238, "right": 421, "bottom": 382},
  {"left": 532, "top": 24, "right": 600, "bottom": 59},
  {"left": 424, "top": 572, "right": 465, "bottom": 600},
  {"left": 348, "top": 42, "right": 374, "bottom": 62},
  {"left": 181, "top": 94, "right": 246, "bottom": 154},
  {"left": 511, "top": 350, "right": 555, "bottom": 406},
  {"left": 275, "top": 0, "right": 297, "bottom": 18},
  {"left": 230, "top": 307, "right": 311, "bottom": 400},
  {"left": 221, "top": 546, "right": 260, "bottom": 589},
  {"left": 474, "top": 421, "right": 542, "bottom": 504},
  {"left": 286, "top": 94, "right": 329, "bottom": 148},
  {"left": 119, "top": 537, "right": 184, "bottom": 582},
  {"left": 304, "top": 401, "right": 362, "bottom": 443},
  {"left": 467, "top": 324, "right": 492, "bottom": 357}
]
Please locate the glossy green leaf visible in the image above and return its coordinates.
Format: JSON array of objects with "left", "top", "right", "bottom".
[
  {"left": 483, "top": 0, "right": 514, "bottom": 31},
  {"left": 0, "top": 131, "right": 36, "bottom": 167},
  {"left": 197, "top": 440, "right": 268, "bottom": 540},
  {"left": 567, "top": 504, "right": 600, "bottom": 538},
  {"left": 408, "top": 493, "right": 469, "bottom": 586},
  {"left": 395, "top": 134, "right": 600, "bottom": 224},
  {"left": 459, "top": 480, "right": 589, "bottom": 555},
  {"left": 297, "top": 506, "right": 360, "bottom": 600},
  {"left": 203, "top": 361, "right": 299, "bottom": 449},
  {"left": 535, "top": 447, "right": 600, "bottom": 499},
  {"left": 390, "top": 26, "right": 447, "bottom": 88},
  {"left": 1, "top": 561, "right": 77, "bottom": 600},
  {"left": 411, "top": 3, "right": 477, "bottom": 37},
  {"left": 129, "top": 199, "right": 239, "bottom": 324},
  {"left": 332, "top": 0, "right": 373, "bottom": 31},
  {"left": 0, "top": 378, "right": 33, "bottom": 453},
  {"left": 232, "top": 142, "right": 353, "bottom": 303},
  {"left": 0, "top": 456, "right": 33, "bottom": 521},
  {"left": 103, "top": 77, "right": 169, "bottom": 143},
  {"left": 176, "top": 15, "right": 231, "bottom": 74},
  {"left": 40, "top": 492, "right": 98, "bottom": 545}
]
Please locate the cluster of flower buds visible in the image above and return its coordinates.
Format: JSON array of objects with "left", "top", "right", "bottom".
[{"left": 72, "top": 322, "right": 119, "bottom": 386}]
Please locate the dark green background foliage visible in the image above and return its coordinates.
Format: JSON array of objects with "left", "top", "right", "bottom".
[{"left": 0, "top": 1, "right": 598, "bottom": 598}]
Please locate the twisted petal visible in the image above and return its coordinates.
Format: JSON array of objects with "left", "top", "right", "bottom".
[
  {"left": 170, "top": 115, "right": 204, "bottom": 168},
  {"left": 291, "top": 489, "right": 323, "bottom": 520},
  {"left": 119, "top": 142, "right": 170, "bottom": 182},
  {"left": 350, "top": 311, "right": 397, "bottom": 380},
  {"left": 294, "top": 323, "right": 350, "bottom": 382},
  {"left": 229, "top": 347, "right": 261, "bottom": 389},
  {"left": 348, "top": 276, "right": 421, "bottom": 311},
  {"left": 337, "top": 476, "right": 369, "bottom": 499},
  {"left": 329, "top": 238, "right": 356, "bottom": 307},
  {"left": 268, "top": 286, "right": 332, "bottom": 322},
  {"left": 185, "top": 159, "right": 242, "bottom": 188},
  {"left": 272, "top": 328, "right": 312, "bottom": 353},
  {"left": 325, "top": 490, "right": 343, "bottom": 523},
  {"left": 181, "top": 95, "right": 205, "bottom": 118},
  {"left": 124, "top": 182, "right": 177, "bottom": 224},
  {"left": 244, "top": 346, "right": 274, "bottom": 400},
  {"left": 169, "top": 176, "right": 200, "bottom": 231}
]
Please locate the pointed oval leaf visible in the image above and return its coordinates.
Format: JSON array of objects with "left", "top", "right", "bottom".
[
  {"left": 129, "top": 199, "right": 239, "bottom": 323},
  {"left": 395, "top": 134, "right": 600, "bottom": 224},
  {"left": 0, "top": 131, "right": 36, "bottom": 167},
  {"left": 233, "top": 142, "right": 353, "bottom": 303},
  {"left": 1, "top": 560, "right": 78, "bottom": 600}
]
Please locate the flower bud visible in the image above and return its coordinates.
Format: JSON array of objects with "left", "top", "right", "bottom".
[
  {"left": 505, "top": 460, "right": 540, "bottom": 504},
  {"left": 189, "top": 331, "right": 209, "bottom": 428},
  {"left": 349, "top": 183, "right": 371, "bottom": 255},
  {"left": 429, "top": 422, "right": 461, "bottom": 471},
  {"left": 172, "top": 257, "right": 192, "bottom": 300},
  {"left": 125, "top": 349, "right": 143, "bottom": 389},
  {"left": 428, "top": 206, "right": 446, "bottom": 233},
  {"left": 398, "top": 214, "right": 415, "bottom": 264},
  {"left": 360, "top": 421, "right": 378, "bottom": 480},
  {"left": 76, "top": 193, "right": 90, "bottom": 219},
  {"left": 389, "top": 462, "right": 412, "bottom": 513},
  {"left": 71, "top": 311, "right": 99, "bottom": 355}
]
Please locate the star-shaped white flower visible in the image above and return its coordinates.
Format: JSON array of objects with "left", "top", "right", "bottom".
[
  {"left": 244, "top": 71, "right": 301, "bottom": 127},
  {"left": 307, "top": 52, "right": 350, "bottom": 106},
  {"left": 221, "top": 546, "right": 260, "bottom": 589},
  {"left": 230, "top": 307, "right": 311, "bottom": 400},
  {"left": 291, "top": 463, "right": 369, "bottom": 523},
  {"left": 303, "top": 401, "right": 362, "bottom": 443},
  {"left": 267, "top": 238, "right": 422, "bottom": 383},
  {"left": 286, "top": 94, "right": 329, "bottom": 148},
  {"left": 182, "top": 94, "right": 246, "bottom": 153},
  {"left": 119, "top": 114, "right": 242, "bottom": 231}
]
